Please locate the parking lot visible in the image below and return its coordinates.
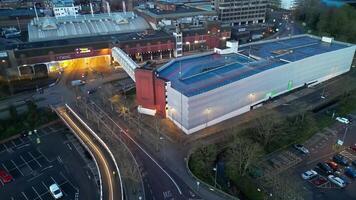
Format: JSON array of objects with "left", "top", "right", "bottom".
[
  {"left": 290, "top": 114, "right": 356, "bottom": 200},
  {"left": 0, "top": 122, "right": 99, "bottom": 200}
]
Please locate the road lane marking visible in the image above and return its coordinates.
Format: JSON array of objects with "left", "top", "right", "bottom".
[
  {"left": 60, "top": 110, "right": 115, "bottom": 200},
  {"left": 88, "top": 101, "right": 183, "bottom": 195}
]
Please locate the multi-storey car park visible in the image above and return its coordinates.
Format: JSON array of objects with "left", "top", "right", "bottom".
[{"left": 135, "top": 34, "right": 356, "bottom": 134}]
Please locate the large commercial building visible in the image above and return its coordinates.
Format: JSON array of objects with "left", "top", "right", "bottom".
[
  {"left": 135, "top": 35, "right": 355, "bottom": 134},
  {"left": 212, "top": 0, "right": 267, "bottom": 25}
]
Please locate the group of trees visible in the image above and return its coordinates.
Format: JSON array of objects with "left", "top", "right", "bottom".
[
  {"left": 0, "top": 101, "right": 57, "bottom": 140},
  {"left": 294, "top": 0, "right": 356, "bottom": 43}
]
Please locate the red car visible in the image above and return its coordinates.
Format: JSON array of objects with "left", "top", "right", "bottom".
[
  {"left": 0, "top": 170, "right": 13, "bottom": 183},
  {"left": 350, "top": 145, "right": 356, "bottom": 152},
  {"left": 312, "top": 176, "right": 328, "bottom": 186},
  {"left": 326, "top": 161, "right": 339, "bottom": 171}
]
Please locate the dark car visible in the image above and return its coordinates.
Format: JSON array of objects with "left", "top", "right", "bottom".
[
  {"left": 317, "top": 162, "right": 333, "bottom": 174},
  {"left": 352, "top": 160, "right": 356, "bottom": 167},
  {"left": 87, "top": 88, "right": 97, "bottom": 95},
  {"left": 345, "top": 167, "right": 356, "bottom": 178},
  {"left": 350, "top": 144, "right": 356, "bottom": 152},
  {"left": 333, "top": 154, "right": 349, "bottom": 166}
]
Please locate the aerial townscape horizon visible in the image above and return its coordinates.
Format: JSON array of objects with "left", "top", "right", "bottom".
[{"left": 0, "top": 0, "right": 355, "bottom": 199}]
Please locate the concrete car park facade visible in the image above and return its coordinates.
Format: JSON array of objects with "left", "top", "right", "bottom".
[{"left": 135, "top": 34, "right": 356, "bottom": 134}]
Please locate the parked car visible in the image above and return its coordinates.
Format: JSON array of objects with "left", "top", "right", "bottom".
[
  {"left": 302, "top": 170, "right": 318, "bottom": 180},
  {"left": 328, "top": 175, "right": 347, "bottom": 188},
  {"left": 335, "top": 171, "right": 351, "bottom": 185},
  {"left": 49, "top": 183, "right": 63, "bottom": 199},
  {"left": 333, "top": 154, "right": 349, "bottom": 166},
  {"left": 352, "top": 160, "right": 356, "bottom": 167},
  {"left": 317, "top": 162, "right": 333, "bottom": 174},
  {"left": 350, "top": 144, "right": 356, "bottom": 152},
  {"left": 345, "top": 166, "right": 356, "bottom": 178},
  {"left": 326, "top": 161, "right": 339, "bottom": 171},
  {"left": 311, "top": 176, "right": 328, "bottom": 186},
  {"left": 87, "top": 88, "right": 97, "bottom": 95},
  {"left": 336, "top": 117, "right": 350, "bottom": 124},
  {"left": 293, "top": 144, "right": 309, "bottom": 154},
  {"left": 0, "top": 170, "right": 13, "bottom": 183}
]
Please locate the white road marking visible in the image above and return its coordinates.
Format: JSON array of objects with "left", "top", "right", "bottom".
[
  {"left": 85, "top": 102, "right": 183, "bottom": 195},
  {"left": 32, "top": 186, "right": 43, "bottom": 200},
  {"left": 21, "top": 192, "right": 29, "bottom": 200},
  {"left": 11, "top": 160, "right": 24, "bottom": 176}
]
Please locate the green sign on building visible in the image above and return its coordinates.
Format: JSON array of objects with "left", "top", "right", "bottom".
[{"left": 288, "top": 80, "right": 293, "bottom": 90}]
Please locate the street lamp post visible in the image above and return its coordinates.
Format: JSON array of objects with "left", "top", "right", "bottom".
[
  {"left": 342, "top": 126, "right": 349, "bottom": 145},
  {"left": 213, "top": 164, "right": 217, "bottom": 188},
  {"left": 205, "top": 108, "right": 211, "bottom": 128},
  {"left": 159, "top": 136, "right": 165, "bottom": 161}
]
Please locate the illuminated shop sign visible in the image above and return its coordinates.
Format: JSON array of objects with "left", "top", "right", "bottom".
[{"left": 75, "top": 48, "right": 93, "bottom": 54}]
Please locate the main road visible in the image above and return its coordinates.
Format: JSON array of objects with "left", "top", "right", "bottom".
[{"left": 56, "top": 105, "right": 123, "bottom": 200}]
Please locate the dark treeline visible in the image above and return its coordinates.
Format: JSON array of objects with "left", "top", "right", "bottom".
[{"left": 294, "top": 0, "right": 356, "bottom": 43}]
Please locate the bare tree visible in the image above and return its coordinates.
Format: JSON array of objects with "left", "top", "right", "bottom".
[
  {"left": 254, "top": 116, "right": 278, "bottom": 147},
  {"left": 226, "top": 137, "right": 262, "bottom": 177}
]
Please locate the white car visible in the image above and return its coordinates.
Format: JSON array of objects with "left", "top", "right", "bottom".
[
  {"left": 336, "top": 117, "right": 350, "bottom": 124},
  {"left": 302, "top": 170, "right": 318, "bottom": 180},
  {"left": 49, "top": 184, "right": 63, "bottom": 199},
  {"left": 293, "top": 144, "right": 310, "bottom": 154},
  {"left": 328, "top": 175, "right": 346, "bottom": 188}
]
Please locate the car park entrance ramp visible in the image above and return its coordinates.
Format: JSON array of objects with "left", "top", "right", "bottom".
[{"left": 112, "top": 47, "right": 138, "bottom": 81}]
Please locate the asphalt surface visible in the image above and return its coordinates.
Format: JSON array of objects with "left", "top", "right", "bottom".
[
  {"left": 0, "top": 122, "right": 98, "bottom": 200},
  {"left": 57, "top": 106, "right": 123, "bottom": 200},
  {"left": 291, "top": 114, "right": 356, "bottom": 200},
  {"left": 77, "top": 98, "right": 202, "bottom": 200}
]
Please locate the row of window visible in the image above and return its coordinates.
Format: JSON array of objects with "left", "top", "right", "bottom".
[
  {"left": 221, "top": 6, "right": 267, "bottom": 11},
  {"left": 219, "top": 0, "right": 268, "bottom": 3},
  {"left": 219, "top": 14, "right": 265, "bottom": 20},
  {"left": 220, "top": 11, "right": 266, "bottom": 17}
]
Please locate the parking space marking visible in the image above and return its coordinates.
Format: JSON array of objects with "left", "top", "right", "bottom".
[
  {"left": 60, "top": 172, "right": 78, "bottom": 190},
  {"left": 20, "top": 155, "right": 34, "bottom": 172},
  {"left": 22, "top": 192, "right": 29, "bottom": 200},
  {"left": 340, "top": 150, "right": 356, "bottom": 161},
  {"left": 3, "top": 143, "right": 9, "bottom": 151},
  {"left": 11, "top": 160, "right": 24, "bottom": 176},
  {"left": 32, "top": 186, "right": 43, "bottom": 200},
  {"left": 1, "top": 163, "right": 9, "bottom": 171},
  {"left": 28, "top": 152, "right": 42, "bottom": 168},
  {"left": 37, "top": 149, "right": 52, "bottom": 163},
  {"left": 0, "top": 179, "right": 4, "bottom": 186}
]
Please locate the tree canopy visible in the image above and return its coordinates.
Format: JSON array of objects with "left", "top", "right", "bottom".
[{"left": 294, "top": 0, "right": 356, "bottom": 43}]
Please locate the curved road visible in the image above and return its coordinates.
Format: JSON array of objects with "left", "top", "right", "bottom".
[{"left": 56, "top": 106, "right": 123, "bottom": 200}]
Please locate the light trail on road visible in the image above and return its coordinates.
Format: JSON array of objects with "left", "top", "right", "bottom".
[
  {"left": 89, "top": 100, "right": 183, "bottom": 195},
  {"left": 58, "top": 108, "right": 116, "bottom": 200}
]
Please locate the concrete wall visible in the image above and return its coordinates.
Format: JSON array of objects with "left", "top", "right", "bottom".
[{"left": 166, "top": 45, "right": 356, "bottom": 134}]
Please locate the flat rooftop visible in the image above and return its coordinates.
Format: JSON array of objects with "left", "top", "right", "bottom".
[
  {"left": 157, "top": 35, "right": 353, "bottom": 97},
  {"left": 5, "top": 30, "right": 172, "bottom": 51},
  {"left": 138, "top": 4, "right": 215, "bottom": 19}
]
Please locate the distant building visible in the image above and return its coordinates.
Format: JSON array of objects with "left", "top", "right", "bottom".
[
  {"left": 52, "top": 0, "right": 81, "bottom": 17},
  {"left": 281, "top": 0, "right": 296, "bottom": 10},
  {"left": 28, "top": 12, "right": 150, "bottom": 42},
  {"left": 135, "top": 1, "right": 229, "bottom": 54},
  {"left": 212, "top": 0, "right": 267, "bottom": 25}
]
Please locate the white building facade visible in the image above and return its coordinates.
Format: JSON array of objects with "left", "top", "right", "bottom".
[{"left": 162, "top": 35, "right": 355, "bottom": 134}]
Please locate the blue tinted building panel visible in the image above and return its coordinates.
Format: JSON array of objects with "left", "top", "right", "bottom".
[{"left": 157, "top": 35, "right": 352, "bottom": 97}]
